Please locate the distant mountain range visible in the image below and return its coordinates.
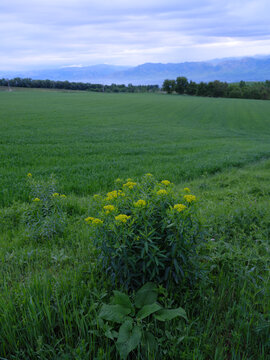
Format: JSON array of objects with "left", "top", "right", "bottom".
[{"left": 1, "top": 56, "right": 270, "bottom": 85}]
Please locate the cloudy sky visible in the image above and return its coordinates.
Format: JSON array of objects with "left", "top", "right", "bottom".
[{"left": 1, "top": 0, "right": 270, "bottom": 70}]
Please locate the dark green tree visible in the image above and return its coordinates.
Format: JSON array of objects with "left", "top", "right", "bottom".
[
  {"left": 186, "top": 80, "right": 198, "bottom": 95},
  {"left": 162, "top": 79, "right": 175, "bottom": 94},
  {"left": 175, "top": 77, "right": 188, "bottom": 94}
]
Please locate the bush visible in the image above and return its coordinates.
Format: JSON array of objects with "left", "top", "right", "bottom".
[
  {"left": 85, "top": 174, "right": 203, "bottom": 290},
  {"left": 23, "top": 174, "right": 67, "bottom": 240}
]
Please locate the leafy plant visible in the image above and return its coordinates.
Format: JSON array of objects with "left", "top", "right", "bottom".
[
  {"left": 99, "top": 282, "right": 187, "bottom": 359},
  {"left": 23, "top": 174, "right": 67, "bottom": 240},
  {"left": 86, "top": 175, "right": 203, "bottom": 290}
]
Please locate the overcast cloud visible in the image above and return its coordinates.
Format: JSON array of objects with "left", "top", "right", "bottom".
[{"left": 0, "top": 0, "right": 270, "bottom": 70}]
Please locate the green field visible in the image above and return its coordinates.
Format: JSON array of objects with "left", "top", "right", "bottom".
[
  {"left": 0, "top": 90, "right": 269, "bottom": 359},
  {"left": 1, "top": 90, "right": 270, "bottom": 206}
]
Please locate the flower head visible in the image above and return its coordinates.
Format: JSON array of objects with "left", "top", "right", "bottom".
[
  {"left": 184, "top": 194, "right": 196, "bottom": 203},
  {"left": 145, "top": 173, "right": 153, "bottom": 177},
  {"left": 60, "top": 194, "right": 66, "bottom": 198},
  {"left": 115, "top": 214, "right": 131, "bottom": 223},
  {"left": 157, "top": 189, "right": 168, "bottom": 196},
  {"left": 92, "top": 218, "right": 104, "bottom": 226},
  {"left": 173, "top": 204, "right": 186, "bottom": 212},
  {"left": 33, "top": 197, "right": 40, "bottom": 202},
  {"left": 184, "top": 187, "right": 191, "bottom": 193},
  {"left": 134, "top": 199, "right": 146, "bottom": 207},
  {"left": 52, "top": 193, "right": 59, "bottom": 197},
  {"left": 103, "top": 204, "right": 116, "bottom": 214},
  {"left": 106, "top": 190, "right": 118, "bottom": 201},
  {"left": 161, "top": 180, "right": 171, "bottom": 186},
  {"left": 85, "top": 217, "right": 103, "bottom": 226},
  {"left": 27, "top": 173, "right": 32, "bottom": 178},
  {"left": 123, "top": 181, "right": 137, "bottom": 190},
  {"left": 117, "top": 190, "right": 125, "bottom": 197}
]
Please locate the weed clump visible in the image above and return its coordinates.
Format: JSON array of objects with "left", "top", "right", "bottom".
[
  {"left": 86, "top": 174, "right": 203, "bottom": 290},
  {"left": 24, "top": 174, "right": 67, "bottom": 241}
]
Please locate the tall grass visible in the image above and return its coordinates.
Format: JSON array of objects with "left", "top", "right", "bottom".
[{"left": 0, "top": 159, "right": 269, "bottom": 359}]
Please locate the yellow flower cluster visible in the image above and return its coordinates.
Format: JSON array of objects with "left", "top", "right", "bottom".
[
  {"left": 115, "top": 178, "right": 122, "bottom": 183},
  {"left": 184, "top": 194, "right": 196, "bottom": 203},
  {"left": 157, "top": 189, "right": 168, "bottom": 196},
  {"left": 161, "top": 180, "right": 171, "bottom": 186},
  {"left": 92, "top": 218, "right": 104, "bottom": 225},
  {"left": 106, "top": 190, "right": 117, "bottom": 201},
  {"left": 184, "top": 187, "right": 190, "bottom": 193},
  {"left": 123, "top": 181, "right": 137, "bottom": 190},
  {"left": 134, "top": 199, "right": 146, "bottom": 207},
  {"left": 33, "top": 198, "right": 40, "bottom": 202},
  {"left": 27, "top": 173, "right": 32, "bottom": 178},
  {"left": 145, "top": 173, "right": 153, "bottom": 177},
  {"left": 103, "top": 204, "right": 116, "bottom": 214},
  {"left": 85, "top": 217, "right": 103, "bottom": 225},
  {"left": 173, "top": 204, "right": 186, "bottom": 212},
  {"left": 115, "top": 214, "right": 131, "bottom": 223},
  {"left": 52, "top": 193, "right": 66, "bottom": 198},
  {"left": 106, "top": 190, "right": 125, "bottom": 201}
]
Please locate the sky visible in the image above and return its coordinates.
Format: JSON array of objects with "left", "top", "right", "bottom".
[{"left": 1, "top": 0, "right": 270, "bottom": 70}]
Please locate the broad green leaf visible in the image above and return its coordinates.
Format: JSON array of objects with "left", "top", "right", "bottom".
[
  {"left": 135, "top": 282, "right": 158, "bottom": 309},
  {"left": 116, "top": 319, "right": 142, "bottom": 359},
  {"left": 154, "top": 307, "right": 188, "bottom": 322},
  {"left": 112, "top": 291, "right": 134, "bottom": 313},
  {"left": 136, "top": 303, "right": 162, "bottom": 320},
  {"left": 105, "top": 328, "right": 116, "bottom": 340},
  {"left": 99, "top": 304, "right": 131, "bottom": 323}
]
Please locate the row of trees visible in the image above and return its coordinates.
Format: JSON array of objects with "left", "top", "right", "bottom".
[
  {"left": 163, "top": 77, "right": 270, "bottom": 100},
  {"left": 1, "top": 76, "right": 270, "bottom": 100},
  {"left": 0, "top": 78, "right": 160, "bottom": 93}
]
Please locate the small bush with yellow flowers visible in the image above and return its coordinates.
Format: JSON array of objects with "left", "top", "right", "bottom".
[
  {"left": 85, "top": 175, "right": 202, "bottom": 290},
  {"left": 24, "top": 174, "right": 67, "bottom": 240}
]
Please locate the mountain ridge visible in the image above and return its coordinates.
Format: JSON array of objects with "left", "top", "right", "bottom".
[{"left": 1, "top": 56, "right": 270, "bottom": 85}]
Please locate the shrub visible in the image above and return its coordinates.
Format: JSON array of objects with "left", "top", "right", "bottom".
[
  {"left": 23, "top": 174, "right": 67, "bottom": 240},
  {"left": 86, "top": 175, "right": 202, "bottom": 290}
]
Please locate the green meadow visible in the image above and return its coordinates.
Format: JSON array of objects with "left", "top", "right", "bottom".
[
  {"left": 0, "top": 89, "right": 269, "bottom": 359},
  {"left": 1, "top": 90, "right": 270, "bottom": 206}
]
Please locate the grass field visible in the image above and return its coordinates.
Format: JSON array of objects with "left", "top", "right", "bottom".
[
  {"left": 0, "top": 89, "right": 269, "bottom": 359},
  {"left": 1, "top": 90, "right": 270, "bottom": 206}
]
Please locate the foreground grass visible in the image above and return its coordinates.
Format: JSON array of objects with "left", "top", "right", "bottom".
[
  {"left": 0, "top": 159, "right": 269, "bottom": 359},
  {"left": 1, "top": 90, "right": 270, "bottom": 206}
]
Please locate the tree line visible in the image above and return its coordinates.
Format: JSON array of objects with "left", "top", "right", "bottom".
[
  {"left": 1, "top": 76, "right": 270, "bottom": 100},
  {"left": 0, "top": 77, "right": 159, "bottom": 93},
  {"left": 162, "top": 77, "right": 270, "bottom": 100}
]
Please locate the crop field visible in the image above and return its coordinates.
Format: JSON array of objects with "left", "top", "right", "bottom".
[
  {"left": 0, "top": 89, "right": 269, "bottom": 359},
  {"left": 1, "top": 90, "right": 270, "bottom": 206}
]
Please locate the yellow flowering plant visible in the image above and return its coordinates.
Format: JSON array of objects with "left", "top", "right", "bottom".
[
  {"left": 86, "top": 175, "right": 202, "bottom": 290},
  {"left": 24, "top": 174, "right": 67, "bottom": 240},
  {"left": 103, "top": 205, "right": 116, "bottom": 214}
]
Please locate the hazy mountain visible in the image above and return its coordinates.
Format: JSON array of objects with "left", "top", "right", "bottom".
[
  {"left": 113, "top": 57, "right": 270, "bottom": 84},
  {"left": 0, "top": 65, "right": 131, "bottom": 83},
  {"left": 1, "top": 56, "right": 270, "bottom": 85}
]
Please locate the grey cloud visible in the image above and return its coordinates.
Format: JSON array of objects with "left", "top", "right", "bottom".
[{"left": 0, "top": 0, "right": 270, "bottom": 70}]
